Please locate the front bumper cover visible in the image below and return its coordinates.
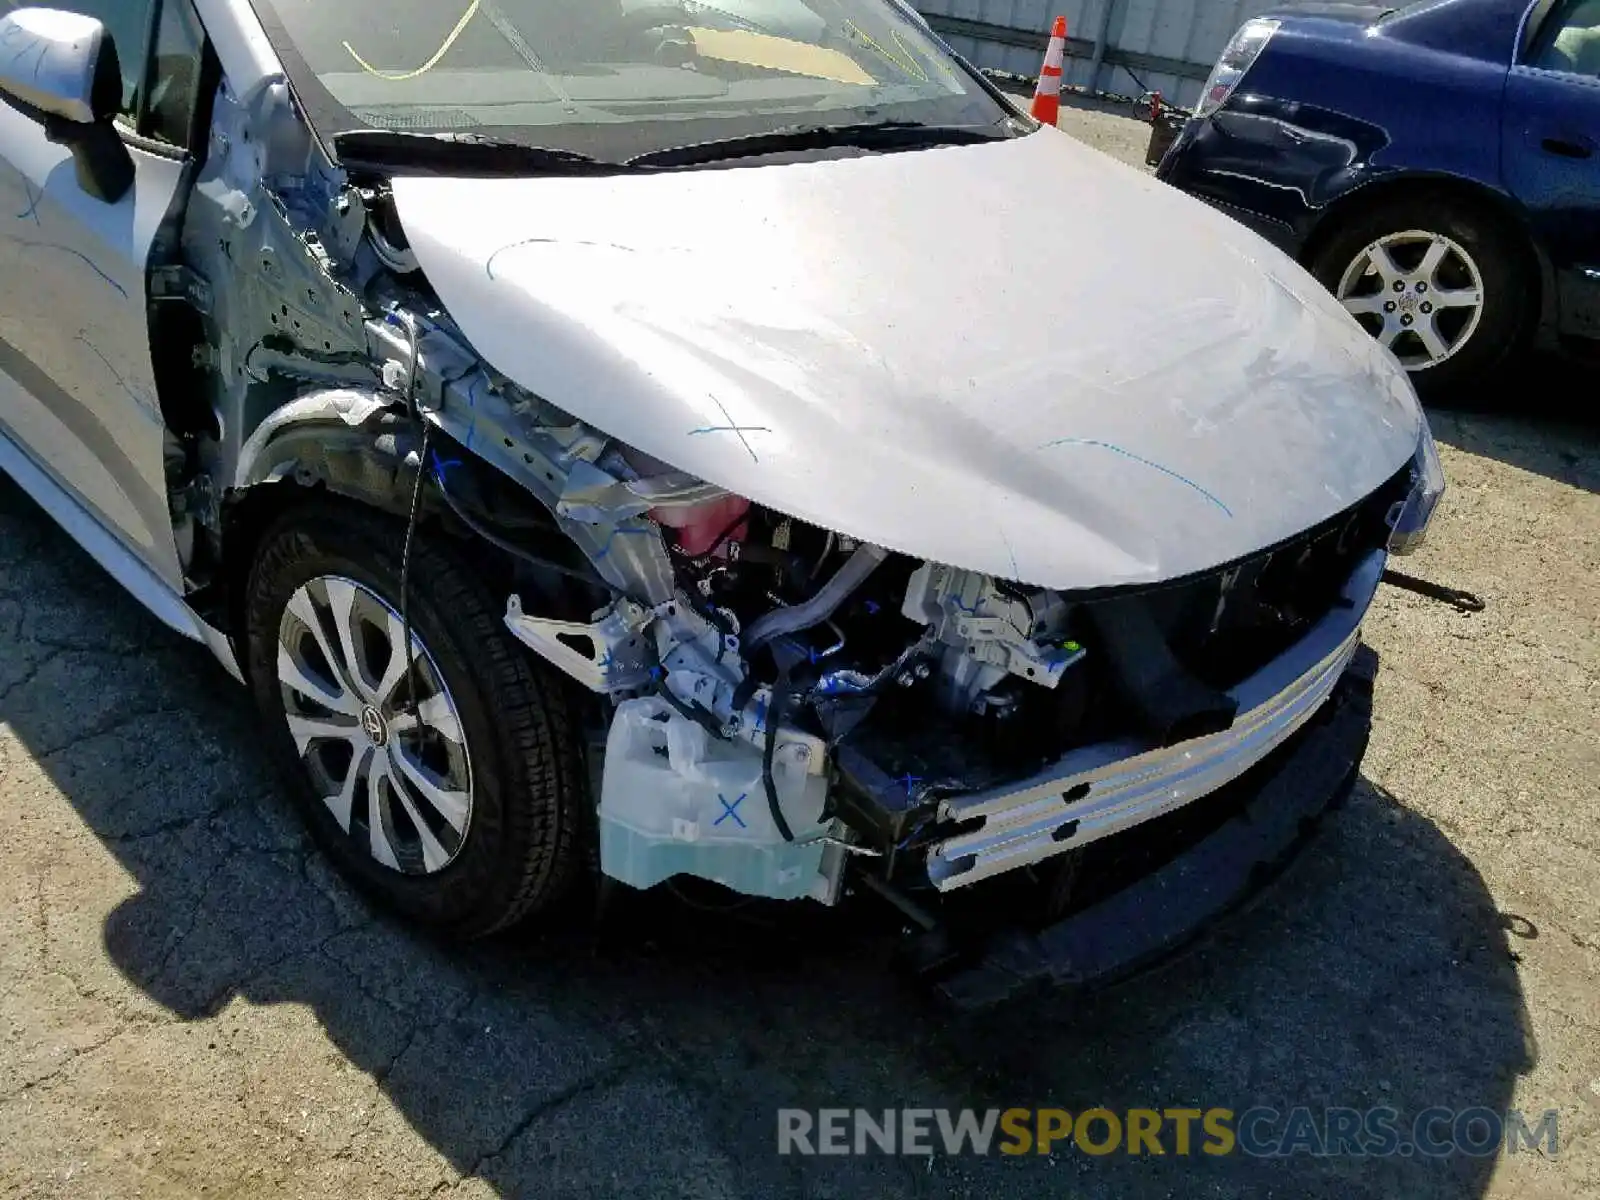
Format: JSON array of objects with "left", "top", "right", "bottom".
[{"left": 934, "top": 640, "right": 1377, "bottom": 1008}]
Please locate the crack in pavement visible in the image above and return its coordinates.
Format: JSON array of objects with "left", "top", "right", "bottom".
[
  {"left": 0, "top": 1024, "right": 143, "bottom": 1106},
  {"left": 194, "top": 915, "right": 379, "bottom": 1021},
  {"left": 38, "top": 706, "right": 188, "bottom": 759},
  {"left": 102, "top": 795, "right": 246, "bottom": 847},
  {"left": 456, "top": 1060, "right": 639, "bottom": 1190},
  {"left": 0, "top": 647, "right": 65, "bottom": 705},
  {"left": 146, "top": 853, "right": 236, "bottom": 991},
  {"left": 332, "top": 978, "right": 484, "bottom": 1167},
  {"left": 526, "top": 996, "right": 872, "bottom": 1198},
  {"left": 13, "top": 631, "right": 182, "bottom": 660}
]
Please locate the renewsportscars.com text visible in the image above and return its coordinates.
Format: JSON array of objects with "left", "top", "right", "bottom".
[{"left": 777, "top": 1107, "right": 1560, "bottom": 1159}]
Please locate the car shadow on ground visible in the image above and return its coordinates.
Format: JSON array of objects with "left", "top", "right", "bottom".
[
  {"left": 0, "top": 475, "right": 1535, "bottom": 1198},
  {"left": 1426, "top": 352, "right": 1600, "bottom": 495}
]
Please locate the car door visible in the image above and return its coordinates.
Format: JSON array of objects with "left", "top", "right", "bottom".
[
  {"left": 1502, "top": 0, "right": 1600, "bottom": 339},
  {"left": 0, "top": 0, "right": 207, "bottom": 599}
]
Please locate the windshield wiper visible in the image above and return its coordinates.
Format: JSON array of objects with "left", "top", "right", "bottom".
[
  {"left": 626, "top": 120, "right": 1017, "bottom": 170},
  {"left": 333, "top": 129, "right": 620, "bottom": 176}
]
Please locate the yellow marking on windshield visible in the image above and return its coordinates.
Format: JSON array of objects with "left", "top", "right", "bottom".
[
  {"left": 344, "top": 0, "right": 481, "bottom": 81},
  {"left": 686, "top": 28, "right": 875, "bottom": 86},
  {"left": 842, "top": 22, "right": 930, "bottom": 83}
]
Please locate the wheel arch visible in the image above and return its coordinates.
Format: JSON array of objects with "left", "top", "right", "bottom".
[
  {"left": 209, "top": 405, "right": 600, "bottom": 680},
  {"left": 1299, "top": 173, "right": 1556, "bottom": 330},
  {"left": 206, "top": 402, "right": 424, "bottom": 672}
]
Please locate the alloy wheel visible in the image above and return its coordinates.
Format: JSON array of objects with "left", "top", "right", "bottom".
[
  {"left": 1335, "top": 230, "right": 1485, "bottom": 370},
  {"left": 276, "top": 576, "right": 473, "bottom": 876}
]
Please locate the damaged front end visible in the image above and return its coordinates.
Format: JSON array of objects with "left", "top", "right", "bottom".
[
  {"left": 158, "top": 57, "right": 1433, "bottom": 999},
  {"left": 494, "top": 427, "right": 1406, "bottom": 994}
]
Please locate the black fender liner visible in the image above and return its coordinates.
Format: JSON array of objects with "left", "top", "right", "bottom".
[{"left": 210, "top": 410, "right": 603, "bottom": 652}]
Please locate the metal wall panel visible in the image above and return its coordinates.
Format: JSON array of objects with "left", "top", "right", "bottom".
[{"left": 917, "top": 0, "right": 1278, "bottom": 106}]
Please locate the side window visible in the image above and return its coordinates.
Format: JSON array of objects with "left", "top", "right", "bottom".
[
  {"left": 1533, "top": 0, "right": 1600, "bottom": 75},
  {"left": 142, "top": 0, "right": 208, "bottom": 146},
  {"left": 0, "top": 1, "right": 157, "bottom": 116}
]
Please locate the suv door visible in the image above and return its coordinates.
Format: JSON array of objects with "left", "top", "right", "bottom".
[
  {"left": 0, "top": 1, "right": 209, "bottom": 603},
  {"left": 1502, "top": 0, "right": 1600, "bottom": 339}
]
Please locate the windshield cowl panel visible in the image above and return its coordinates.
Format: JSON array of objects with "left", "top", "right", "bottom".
[{"left": 249, "top": 0, "right": 1014, "bottom": 163}]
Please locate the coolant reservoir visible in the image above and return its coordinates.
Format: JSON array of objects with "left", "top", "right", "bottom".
[{"left": 598, "top": 697, "right": 831, "bottom": 901}]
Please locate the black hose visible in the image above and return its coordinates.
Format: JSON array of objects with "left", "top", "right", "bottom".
[
  {"left": 655, "top": 678, "right": 727, "bottom": 739},
  {"left": 398, "top": 422, "right": 431, "bottom": 720},
  {"left": 762, "top": 668, "right": 797, "bottom": 842},
  {"left": 1381, "top": 568, "right": 1485, "bottom": 614},
  {"left": 430, "top": 469, "right": 610, "bottom": 587},
  {"left": 397, "top": 314, "right": 427, "bottom": 721}
]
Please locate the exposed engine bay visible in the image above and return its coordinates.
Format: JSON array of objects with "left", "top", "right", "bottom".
[{"left": 150, "top": 62, "right": 1420, "bottom": 946}]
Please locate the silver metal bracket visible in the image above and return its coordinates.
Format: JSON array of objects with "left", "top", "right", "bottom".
[{"left": 504, "top": 595, "right": 657, "bottom": 693}]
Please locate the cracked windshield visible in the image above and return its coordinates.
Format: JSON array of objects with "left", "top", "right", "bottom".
[{"left": 255, "top": 0, "right": 1010, "bottom": 152}]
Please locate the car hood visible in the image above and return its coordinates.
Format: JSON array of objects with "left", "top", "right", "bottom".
[{"left": 391, "top": 127, "right": 1423, "bottom": 590}]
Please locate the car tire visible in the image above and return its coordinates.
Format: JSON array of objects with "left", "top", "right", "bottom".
[
  {"left": 1309, "top": 194, "right": 1533, "bottom": 402},
  {"left": 244, "top": 500, "right": 589, "bottom": 938}
]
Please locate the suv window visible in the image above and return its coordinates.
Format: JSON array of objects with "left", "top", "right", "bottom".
[{"left": 1534, "top": 0, "right": 1600, "bottom": 74}]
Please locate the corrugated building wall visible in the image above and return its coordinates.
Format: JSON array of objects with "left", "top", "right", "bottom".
[{"left": 916, "top": 0, "right": 1280, "bottom": 107}]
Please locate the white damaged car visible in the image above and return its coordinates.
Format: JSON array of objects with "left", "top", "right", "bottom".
[{"left": 0, "top": 0, "right": 1443, "bottom": 1000}]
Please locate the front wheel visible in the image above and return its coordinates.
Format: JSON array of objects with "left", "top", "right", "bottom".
[
  {"left": 1310, "top": 196, "right": 1533, "bottom": 401},
  {"left": 244, "top": 502, "right": 589, "bottom": 938}
]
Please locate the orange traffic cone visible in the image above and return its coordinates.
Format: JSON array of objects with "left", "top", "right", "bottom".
[{"left": 1031, "top": 16, "right": 1067, "bottom": 126}]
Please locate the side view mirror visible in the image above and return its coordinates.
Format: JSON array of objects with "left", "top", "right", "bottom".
[{"left": 0, "top": 8, "right": 133, "bottom": 203}]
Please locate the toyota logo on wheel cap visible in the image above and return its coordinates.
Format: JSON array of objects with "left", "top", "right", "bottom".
[{"left": 360, "top": 705, "right": 390, "bottom": 748}]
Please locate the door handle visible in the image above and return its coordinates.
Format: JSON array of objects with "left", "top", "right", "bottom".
[{"left": 1541, "top": 135, "right": 1594, "bottom": 159}]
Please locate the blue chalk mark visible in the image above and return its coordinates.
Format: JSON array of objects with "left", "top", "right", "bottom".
[
  {"left": 688, "top": 423, "right": 773, "bottom": 438},
  {"left": 896, "top": 773, "right": 923, "bottom": 796},
  {"left": 486, "top": 237, "right": 635, "bottom": 281},
  {"left": 714, "top": 792, "right": 748, "bottom": 829},
  {"left": 16, "top": 181, "right": 41, "bottom": 224},
  {"left": 429, "top": 450, "right": 462, "bottom": 480},
  {"left": 463, "top": 378, "right": 481, "bottom": 450},
  {"left": 863, "top": 600, "right": 881, "bottom": 615},
  {"left": 73, "top": 334, "right": 150, "bottom": 411},
  {"left": 592, "top": 525, "right": 654, "bottom": 561},
  {"left": 817, "top": 674, "right": 873, "bottom": 696},
  {"left": 486, "top": 238, "right": 552, "bottom": 280},
  {"left": 1038, "top": 437, "right": 1233, "bottom": 518},
  {"left": 690, "top": 393, "right": 768, "bottom": 463},
  {"left": 13, "top": 238, "right": 128, "bottom": 298},
  {"left": 998, "top": 526, "right": 1021, "bottom": 581},
  {"left": 753, "top": 696, "right": 769, "bottom": 732},
  {"left": 648, "top": 665, "right": 664, "bottom": 682}
]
